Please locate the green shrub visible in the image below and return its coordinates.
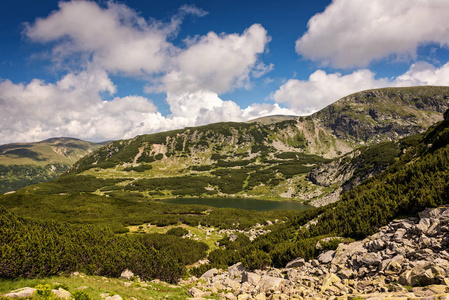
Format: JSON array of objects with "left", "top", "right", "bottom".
[
  {"left": 35, "top": 284, "right": 54, "bottom": 299},
  {"left": 72, "top": 290, "right": 92, "bottom": 300},
  {"left": 166, "top": 227, "right": 189, "bottom": 237}
]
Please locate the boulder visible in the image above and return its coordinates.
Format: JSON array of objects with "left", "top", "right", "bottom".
[
  {"left": 52, "top": 288, "right": 71, "bottom": 299},
  {"left": 120, "top": 269, "right": 134, "bottom": 280},
  {"left": 228, "top": 262, "right": 245, "bottom": 278},
  {"left": 241, "top": 271, "right": 261, "bottom": 285},
  {"left": 105, "top": 296, "right": 123, "bottom": 300},
  {"left": 321, "top": 273, "right": 341, "bottom": 293},
  {"left": 4, "top": 287, "right": 36, "bottom": 298},
  {"left": 318, "top": 250, "right": 335, "bottom": 264},
  {"left": 285, "top": 257, "right": 305, "bottom": 268},
  {"left": 359, "top": 252, "right": 382, "bottom": 266},
  {"left": 258, "top": 276, "right": 285, "bottom": 293},
  {"left": 189, "top": 287, "right": 205, "bottom": 298},
  {"left": 393, "top": 228, "right": 407, "bottom": 242},
  {"left": 200, "top": 268, "right": 219, "bottom": 280},
  {"left": 367, "top": 239, "right": 386, "bottom": 251}
]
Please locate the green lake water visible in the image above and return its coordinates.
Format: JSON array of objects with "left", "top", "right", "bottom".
[{"left": 160, "top": 197, "right": 312, "bottom": 212}]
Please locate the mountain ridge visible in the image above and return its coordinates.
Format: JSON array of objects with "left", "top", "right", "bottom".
[
  {"left": 0, "top": 137, "right": 103, "bottom": 194},
  {"left": 62, "top": 86, "right": 449, "bottom": 203}
]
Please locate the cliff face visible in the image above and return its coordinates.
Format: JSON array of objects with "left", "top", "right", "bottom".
[{"left": 313, "top": 86, "right": 449, "bottom": 144}]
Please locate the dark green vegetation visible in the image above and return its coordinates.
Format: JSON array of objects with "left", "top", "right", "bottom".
[
  {"left": 0, "top": 207, "right": 208, "bottom": 283},
  {"left": 161, "top": 198, "right": 312, "bottom": 211},
  {"left": 0, "top": 138, "right": 103, "bottom": 194}
]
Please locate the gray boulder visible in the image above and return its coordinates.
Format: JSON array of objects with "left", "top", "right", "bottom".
[
  {"left": 318, "top": 250, "right": 335, "bottom": 264},
  {"left": 4, "top": 287, "right": 36, "bottom": 298},
  {"left": 200, "top": 268, "right": 219, "bottom": 279},
  {"left": 228, "top": 262, "right": 245, "bottom": 278},
  {"left": 120, "top": 269, "right": 134, "bottom": 280},
  {"left": 241, "top": 271, "right": 261, "bottom": 285},
  {"left": 285, "top": 257, "right": 305, "bottom": 268}
]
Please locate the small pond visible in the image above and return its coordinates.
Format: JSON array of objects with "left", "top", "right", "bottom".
[{"left": 160, "top": 197, "right": 312, "bottom": 212}]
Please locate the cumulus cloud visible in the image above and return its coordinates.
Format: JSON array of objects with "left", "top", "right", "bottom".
[
  {"left": 0, "top": 68, "right": 165, "bottom": 143},
  {"left": 296, "top": 0, "right": 449, "bottom": 68},
  {"left": 25, "top": 0, "right": 175, "bottom": 75},
  {"left": 1, "top": 0, "right": 278, "bottom": 143},
  {"left": 272, "top": 61, "right": 449, "bottom": 115},
  {"left": 154, "top": 24, "right": 270, "bottom": 94}
]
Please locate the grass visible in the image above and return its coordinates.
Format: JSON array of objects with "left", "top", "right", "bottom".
[{"left": 0, "top": 274, "right": 190, "bottom": 300}]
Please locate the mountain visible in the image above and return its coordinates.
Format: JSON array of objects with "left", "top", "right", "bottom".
[
  {"left": 62, "top": 86, "right": 449, "bottom": 203},
  {"left": 0, "top": 137, "right": 104, "bottom": 194}
]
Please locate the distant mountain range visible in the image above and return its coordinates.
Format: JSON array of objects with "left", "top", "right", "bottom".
[{"left": 0, "top": 137, "right": 104, "bottom": 194}]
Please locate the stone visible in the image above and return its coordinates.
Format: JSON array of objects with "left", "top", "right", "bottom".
[
  {"left": 286, "top": 257, "right": 305, "bottom": 268},
  {"left": 338, "top": 268, "right": 355, "bottom": 279},
  {"left": 321, "top": 273, "right": 341, "bottom": 293},
  {"left": 4, "top": 287, "right": 36, "bottom": 298},
  {"left": 254, "top": 293, "right": 267, "bottom": 300},
  {"left": 359, "top": 252, "right": 382, "bottom": 266},
  {"left": 189, "top": 287, "right": 205, "bottom": 298},
  {"left": 225, "top": 292, "right": 236, "bottom": 300},
  {"left": 368, "top": 239, "right": 387, "bottom": 251},
  {"left": 120, "top": 269, "right": 134, "bottom": 280},
  {"left": 228, "top": 262, "right": 245, "bottom": 278},
  {"left": 393, "top": 228, "right": 407, "bottom": 242},
  {"left": 200, "top": 268, "right": 219, "bottom": 280},
  {"left": 318, "top": 250, "right": 335, "bottom": 264},
  {"left": 224, "top": 278, "right": 241, "bottom": 290},
  {"left": 52, "top": 288, "right": 71, "bottom": 299},
  {"left": 106, "top": 295, "right": 123, "bottom": 300},
  {"left": 237, "top": 293, "right": 252, "bottom": 300},
  {"left": 259, "top": 276, "right": 285, "bottom": 293},
  {"left": 242, "top": 271, "right": 261, "bottom": 285}
]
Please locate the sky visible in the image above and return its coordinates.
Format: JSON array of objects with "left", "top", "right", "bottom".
[{"left": 2, "top": 0, "right": 449, "bottom": 144}]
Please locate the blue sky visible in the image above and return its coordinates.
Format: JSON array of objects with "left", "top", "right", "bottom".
[{"left": 1, "top": 0, "right": 449, "bottom": 143}]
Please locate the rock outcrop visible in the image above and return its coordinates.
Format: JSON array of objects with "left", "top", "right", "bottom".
[{"left": 187, "top": 205, "right": 449, "bottom": 299}]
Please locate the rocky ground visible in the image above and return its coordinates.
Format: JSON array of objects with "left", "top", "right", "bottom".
[{"left": 184, "top": 206, "right": 449, "bottom": 299}]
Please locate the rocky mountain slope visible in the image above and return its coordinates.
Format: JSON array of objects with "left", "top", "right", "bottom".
[
  {"left": 188, "top": 206, "right": 449, "bottom": 299},
  {"left": 0, "top": 137, "right": 103, "bottom": 194},
  {"left": 63, "top": 86, "right": 449, "bottom": 203}
]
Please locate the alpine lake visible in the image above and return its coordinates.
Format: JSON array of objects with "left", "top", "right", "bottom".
[{"left": 160, "top": 197, "right": 312, "bottom": 212}]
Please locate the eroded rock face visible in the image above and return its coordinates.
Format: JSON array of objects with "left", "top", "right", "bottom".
[{"left": 189, "top": 205, "right": 449, "bottom": 299}]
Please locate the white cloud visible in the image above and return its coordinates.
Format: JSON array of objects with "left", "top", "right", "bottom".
[
  {"left": 156, "top": 24, "right": 270, "bottom": 94},
  {"left": 272, "top": 70, "right": 388, "bottom": 114},
  {"left": 272, "top": 61, "right": 449, "bottom": 115},
  {"left": 296, "top": 0, "right": 449, "bottom": 68},
  {"left": 26, "top": 1, "right": 176, "bottom": 75},
  {"left": 0, "top": 68, "right": 162, "bottom": 143}
]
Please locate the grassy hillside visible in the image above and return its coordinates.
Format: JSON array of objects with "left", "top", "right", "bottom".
[
  {"left": 57, "top": 86, "right": 449, "bottom": 203},
  {"left": 0, "top": 138, "right": 103, "bottom": 194}
]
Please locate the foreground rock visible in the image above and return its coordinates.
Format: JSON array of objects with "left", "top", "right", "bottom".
[{"left": 187, "top": 205, "right": 449, "bottom": 299}]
